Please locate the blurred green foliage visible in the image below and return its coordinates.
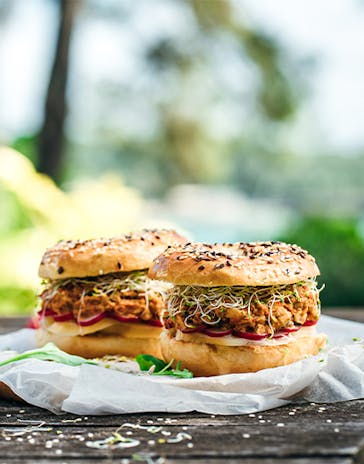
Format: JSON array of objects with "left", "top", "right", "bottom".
[
  {"left": 280, "top": 217, "right": 364, "bottom": 307},
  {"left": 1, "top": 1, "right": 364, "bottom": 314},
  {"left": 0, "top": 147, "right": 146, "bottom": 315}
]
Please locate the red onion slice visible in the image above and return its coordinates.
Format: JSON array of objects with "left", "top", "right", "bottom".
[
  {"left": 233, "top": 330, "right": 269, "bottom": 341},
  {"left": 146, "top": 319, "right": 163, "bottom": 327},
  {"left": 111, "top": 314, "right": 140, "bottom": 323},
  {"left": 302, "top": 320, "right": 318, "bottom": 327},
  {"left": 78, "top": 312, "right": 107, "bottom": 327},
  {"left": 26, "top": 316, "right": 40, "bottom": 329},
  {"left": 53, "top": 313, "right": 74, "bottom": 322},
  {"left": 277, "top": 326, "right": 300, "bottom": 335},
  {"left": 180, "top": 326, "right": 204, "bottom": 333},
  {"left": 203, "top": 328, "right": 233, "bottom": 337},
  {"left": 42, "top": 309, "right": 56, "bottom": 317}
]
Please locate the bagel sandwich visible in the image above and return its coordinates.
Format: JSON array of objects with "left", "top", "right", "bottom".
[
  {"left": 36, "top": 229, "right": 187, "bottom": 358},
  {"left": 149, "top": 241, "right": 327, "bottom": 376}
]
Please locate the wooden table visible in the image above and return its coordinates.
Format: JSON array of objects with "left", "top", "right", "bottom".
[{"left": 0, "top": 310, "right": 363, "bottom": 464}]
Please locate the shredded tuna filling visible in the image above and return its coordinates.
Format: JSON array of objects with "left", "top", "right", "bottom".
[
  {"left": 39, "top": 271, "right": 169, "bottom": 323},
  {"left": 164, "top": 279, "right": 322, "bottom": 335}
]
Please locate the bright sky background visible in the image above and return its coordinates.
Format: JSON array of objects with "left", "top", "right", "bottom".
[{"left": 1, "top": 0, "right": 364, "bottom": 153}]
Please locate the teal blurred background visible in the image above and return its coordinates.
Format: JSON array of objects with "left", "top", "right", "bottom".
[{"left": 0, "top": 0, "right": 363, "bottom": 314}]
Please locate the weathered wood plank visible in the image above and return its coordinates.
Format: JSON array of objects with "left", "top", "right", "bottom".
[
  {"left": 0, "top": 420, "right": 363, "bottom": 459},
  {"left": 322, "top": 309, "right": 364, "bottom": 323},
  {"left": 0, "top": 459, "right": 355, "bottom": 464},
  {"left": 0, "top": 399, "right": 363, "bottom": 427},
  {"left": 1, "top": 424, "right": 363, "bottom": 459},
  {"left": 0, "top": 317, "right": 28, "bottom": 334}
]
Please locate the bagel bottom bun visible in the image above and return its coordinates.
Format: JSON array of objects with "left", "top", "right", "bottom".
[
  {"left": 160, "top": 330, "right": 327, "bottom": 377},
  {"left": 36, "top": 328, "right": 162, "bottom": 359}
]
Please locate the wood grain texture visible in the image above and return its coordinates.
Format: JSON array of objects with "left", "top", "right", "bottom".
[{"left": 0, "top": 398, "right": 363, "bottom": 462}]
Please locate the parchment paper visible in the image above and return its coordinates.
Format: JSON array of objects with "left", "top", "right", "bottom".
[{"left": 0, "top": 315, "right": 363, "bottom": 415}]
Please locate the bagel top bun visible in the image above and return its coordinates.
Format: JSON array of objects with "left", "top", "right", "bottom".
[
  {"left": 39, "top": 229, "right": 187, "bottom": 280},
  {"left": 149, "top": 241, "right": 319, "bottom": 287}
]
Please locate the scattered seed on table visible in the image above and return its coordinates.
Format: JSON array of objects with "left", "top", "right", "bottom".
[
  {"left": 187, "top": 443, "right": 194, "bottom": 448},
  {"left": 277, "top": 423, "right": 285, "bottom": 427},
  {"left": 243, "top": 434, "right": 250, "bottom": 438}
]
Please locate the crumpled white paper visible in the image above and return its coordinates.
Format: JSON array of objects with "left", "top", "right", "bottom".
[{"left": 0, "top": 315, "right": 363, "bottom": 415}]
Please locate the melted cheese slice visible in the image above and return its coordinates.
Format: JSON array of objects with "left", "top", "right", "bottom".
[
  {"left": 44, "top": 317, "right": 161, "bottom": 338},
  {"left": 175, "top": 326, "right": 316, "bottom": 346}
]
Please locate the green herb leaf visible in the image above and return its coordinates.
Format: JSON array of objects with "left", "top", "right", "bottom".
[
  {"left": 135, "top": 354, "right": 193, "bottom": 378},
  {"left": 0, "top": 343, "right": 97, "bottom": 368},
  {"left": 135, "top": 354, "right": 167, "bottom": 372}
]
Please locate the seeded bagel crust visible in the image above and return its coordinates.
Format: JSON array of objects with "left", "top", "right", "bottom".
[
  {"left": 149, "top": 241, "right": 320, "bottom": 286},
  {"left": 39, "top": 229, "right": 187, "bottom": 280},
  {"left": 160, "top": 330, "right": 327, "bottom": 376}
]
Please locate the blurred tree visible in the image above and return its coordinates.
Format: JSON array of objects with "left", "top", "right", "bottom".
[
  {"left": 191, "top": 0, "right": 296, "bottom": 120},
  {"left": 140, "top": 0, "right": 298, "bottom": 189},
  {"left": 65, "top": 0, "right": 300, "bottom": 193},
  {"left": 0, "top": 0, "right": 12, "bottom": 22},
  {"left": 37, "top": 0, "right": 79, "bottom": 183}
]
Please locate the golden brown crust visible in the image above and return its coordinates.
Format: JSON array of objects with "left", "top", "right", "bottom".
[
  {"left": 36, "top": 327, "right": 162, "bottom": 358},
  {"left": 149, "top": 241, "right": 320, "bottom": 286},
  {"left": 160, "top": 330, "right": 327, "bottom": 376},
  {"left": 39, "top": 229, "right": 187, "bottom": 280}
]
